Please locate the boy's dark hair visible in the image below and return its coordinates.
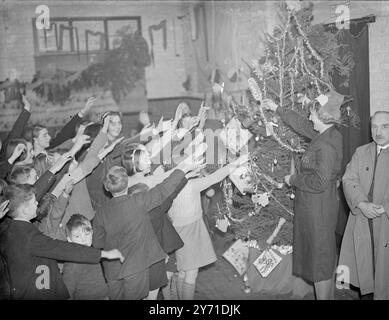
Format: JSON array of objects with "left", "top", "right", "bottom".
[
  {"left": 104, "top": 166, "right": 128, "bottom": 194},
  {"left": 101, "top": 111, "right": 122, "bottom": 123},
  {"left": 3, "top": 184, "right": 36, "bottom": 218},
  {"left": 8, "top": 164, "right": 34, "bottom": 185},
  {"left": 65, "top": 214, "right": 91, "bottom": 238},
  {"left": 0, "top": 179, "right": 8, "bottom": 197},
  {"left": 36, "top": 193, "right": 56, "bottom": 220},
  {"left": 24, "top": 125, "right": 46, "bottom": 143},
  {"left": 84, "top": 123, "right": 102, "bottom": 141},
  {"left": 33, "top": 153, "right": 49, "bottom": 178}
]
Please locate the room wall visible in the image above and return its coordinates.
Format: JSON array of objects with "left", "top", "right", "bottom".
[
  {"left": 311, "top": 0, "right": 389, "bottom": 115},
  {"left": 0, "top": 0, "right": 189, "bottom": 100}
]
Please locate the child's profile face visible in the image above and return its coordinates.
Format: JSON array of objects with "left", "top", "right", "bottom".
[{"left": 69, "top": 222, "right": 93, "bottom": 247}]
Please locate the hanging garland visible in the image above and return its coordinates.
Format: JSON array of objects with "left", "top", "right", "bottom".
[
  {"left": 31, "top": 28, "right": 151, "bottom": 105},
  {"left": 148, "top": 19, "right": 168, "bottom": 67}
]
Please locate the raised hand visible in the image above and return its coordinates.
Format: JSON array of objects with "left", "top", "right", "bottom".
[
  {"left": 0, "top": 200, "right": 10, "bottom": 219},
  {"left": 8, "top": 143, "right": 26, "bottom": 164},
  {"left": 79, "top": 97, "right": 96, "bottom": 117},
  {"left": 196, "top": 102, "right": 210, "bottom": 129},
  {"left": 174, "top": 104, "right": 184, "bottom": 124},
  {"left": 98, "top": 136, "right": 124, "bottom": 159},
  {"left": 101, "top": 249, "right": 125, "bottom": 263},
  {"left": 69, "top": 134, "right": 91, "bottom": 157},
  {"left": 155, "top": 116, "right": 164, "bottom": 133},
  {"left": 185, "top": 166, "right": 203, "bottom": 179},
  {"left": 139, "top": 111, "right": 151, "bottom": 127},
  {"left": 73, "top": 124, "right": 87, "bottom": 142},
  {"left": 50, "top": 153, "right": 73, "bottom": 174},
  {"left": 22, "top": 95, "right": 31, "bottom": 112},
  {"left": 102, "top": 115, "right": 111, "bottom": 134},
  {"left": 177, "top": 157, "right": 206, "bottom": 174}
]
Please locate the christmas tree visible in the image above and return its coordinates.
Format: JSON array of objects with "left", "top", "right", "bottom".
[{"left": 212, "top": 1, "right": 356, "bottom": 247}]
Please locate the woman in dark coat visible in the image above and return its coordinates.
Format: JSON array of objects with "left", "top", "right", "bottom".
[{"left": 262, "top": 90, "right": 344, "bottom": 300}]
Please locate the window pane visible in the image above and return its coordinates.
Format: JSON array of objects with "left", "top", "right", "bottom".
[
  {"left": 107, "top": 20, "right": 138, "bottom": 49},
  {"left": 37, "top": 21, "right": 70, "bottom": 52},
  {"left": 72, "top": 20, "right": 106, "bottom": 52}
]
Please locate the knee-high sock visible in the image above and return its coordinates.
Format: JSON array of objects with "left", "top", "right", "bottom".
[
  {"left": 146, "top": 288, "right": 159, "bottom": 300},
  {"left": 162, "top": 282, "right": 171, "bottom": 300},
  {"left": 170, "top": 274, "right": 180, "bottom": 300},
  {"left": 182, "top": 282, "right": 196, "bottom": 300},
  {"left": 177, "top": 276, "right": 185, "bottom": 300}
]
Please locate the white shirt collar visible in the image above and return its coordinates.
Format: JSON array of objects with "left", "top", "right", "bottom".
[
  {"left": 13, "top": 218, "right": 31, "bottom": 223},
  {"left": 377, "top": 143, "right": 389, "bottom": 154}
]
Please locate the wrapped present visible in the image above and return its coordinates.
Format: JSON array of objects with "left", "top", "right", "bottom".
[
  {"left": 222, "top": 239, "right": 249, "bottom": 276},
  {"left": 229, "top": 165, "right": 253, "bottom": 195},
  {"left": 253, "top": 248, "right": 282, "bottom": 278},
  {"left": 247, "top": 247, "right": 314, "bottom": 297}
]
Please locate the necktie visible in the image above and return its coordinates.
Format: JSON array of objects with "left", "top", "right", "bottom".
[{"left": 367, "top": 147, "right": 381, "bottom": 274}]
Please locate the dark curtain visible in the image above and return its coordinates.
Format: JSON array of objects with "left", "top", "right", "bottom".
[{"left": 330, "top": 20, "right": 373, "bottom": 247}]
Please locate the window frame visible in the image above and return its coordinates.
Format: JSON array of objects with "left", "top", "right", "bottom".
[{"left": 32, "top": 16, "right": 142, "bottom": 56}]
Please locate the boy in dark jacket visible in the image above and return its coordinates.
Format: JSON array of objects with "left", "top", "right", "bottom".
[
  {"left": 63, "top": 214, "right": 109, "bottom": 300},
  {"left": 93, "top": 160, "right": 202, "bottom": 300},
  {"left": 0, "top": 184, "right": 124, "bottom": 300}
]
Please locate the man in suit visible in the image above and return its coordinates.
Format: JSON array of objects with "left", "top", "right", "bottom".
[{"left": 339, "top": 111, "right": 389, "bottom": 299}]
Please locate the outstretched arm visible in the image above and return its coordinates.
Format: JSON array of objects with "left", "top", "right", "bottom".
[
  {"left": 194, "top": 155, "right": 248, "bottom": 192},
  {"left": 141, "top": 169, "right": 187, "bottom": 212},
  {"left": 92, "top": 210, "right": 107, "bottom": 249},
  {"left": 276, "top": 107, "right": 317, "bottom": 140},
  {"left": 0, "top": 97, "right": 31, "bottom": 160},
  {"left": 38, "top": 194, "right": 69, "bottom": 239},
  {"left": 49, "top": 98, "right": 95, "bottom": 149},
  {"left": 48, "top": 114, "right": 83, "bottom": 150},
  {"left": 262, "top": 99, "right": 317, "bottom": 140}
]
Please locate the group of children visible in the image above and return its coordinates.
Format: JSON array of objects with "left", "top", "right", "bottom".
[{"left": 0, "top": 95, "right": 246, "bottom": 300}]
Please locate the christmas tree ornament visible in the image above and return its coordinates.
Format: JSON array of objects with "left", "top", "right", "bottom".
[
  {"left": 216, "top": 216, "right": 230, "bottom": 233},
  {"left": 247, "top": 78, "right": 262, "bottom": 102},
  {"left": 252, "top": 192, "right": 270, "bottom": 207},
  {"left": 206, "top": 188, "right": 215, "bottom": 198},
  {"left": 290, "top": 193, "right": 295, "bottom": 200}
]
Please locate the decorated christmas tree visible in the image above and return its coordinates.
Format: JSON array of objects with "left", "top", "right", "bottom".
[{"left": 212, "top": 1, "right": 357, "bottom": 247}]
